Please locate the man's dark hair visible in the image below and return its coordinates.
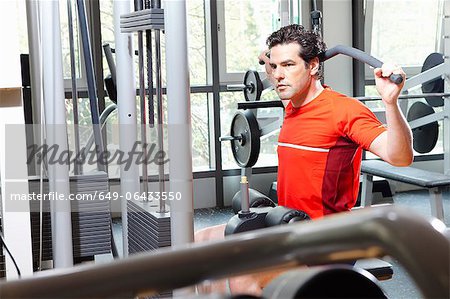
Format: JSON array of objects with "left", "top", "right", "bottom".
[{"left": 266, "top": 24, "right": 327, "bottom": 79}]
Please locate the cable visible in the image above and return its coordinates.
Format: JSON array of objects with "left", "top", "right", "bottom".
[{"left": 0, "top": 233, "right": 22, "bottom": 277}]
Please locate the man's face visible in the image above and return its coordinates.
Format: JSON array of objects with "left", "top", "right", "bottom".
[{"left": 269, "top": 43, "right": 314, "bottom": 106}]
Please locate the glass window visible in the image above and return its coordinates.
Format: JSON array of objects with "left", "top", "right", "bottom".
[
  {"left": 217, "top": 0, "right": 279, "bottom": 83},
  {"left": 187, "top": 0, "right": 207, "bottom": 86},
  {"left": 367, "top": 0, "right": 442, "bottom": 78},
  {"left": 365, "top": 0, "right": 444, "bottom": 158}
]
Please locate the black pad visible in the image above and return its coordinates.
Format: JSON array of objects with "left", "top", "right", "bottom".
[
  {"left": 361, "top": 160, "right": 450, "bottom": 188},
  {"left": 232, "top": 188, "right": 276, "bottom": 214},
  {"left": 265, "top": 206, "right": 310, "bottom": 227},
  {"left": 104, "top": 75, "right": 117, "bottom": 104}
]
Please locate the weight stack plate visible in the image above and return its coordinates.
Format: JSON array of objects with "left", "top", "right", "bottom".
[
  {"left": 127, "top": 200, "right": 171, "bottom": 254},
  {"left": 28, "top": 172, "right": 111, "bottom": 270}
]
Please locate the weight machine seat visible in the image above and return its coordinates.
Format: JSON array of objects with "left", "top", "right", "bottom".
[
  {"left": 360, "top": 159, "right": 449, "bottom": 221},
  {"left": 361, "top": 160, "right": 450, "bottom": 189}
]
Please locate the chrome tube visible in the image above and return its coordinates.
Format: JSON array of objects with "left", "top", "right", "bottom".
[
  {"left": 66, "top": 0, "right": 81, "bottom": 175},
  {"left": 135, "top": 0, "right": 149, "bottom": 200},
  {"left": 0, "top": 206, "right": 447, "bottom": 298}
]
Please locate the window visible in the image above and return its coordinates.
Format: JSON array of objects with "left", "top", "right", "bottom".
[
  {"left": 366, "top": 0, "right": 443, "bottom": 80},
  {"left": 216, "top": 0, "right": 281, "bottom": 83},
  {"left": 364, "top": 0, "right": 444, "bottom": 158}
]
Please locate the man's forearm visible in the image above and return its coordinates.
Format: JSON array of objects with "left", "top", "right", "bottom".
[{"left": 384, "top": 103, "right": 413, "bottom": 166}]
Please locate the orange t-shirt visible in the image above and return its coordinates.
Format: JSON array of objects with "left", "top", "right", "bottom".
[{"left": 277, "top": 89, "right": 386, "bottom": 219}]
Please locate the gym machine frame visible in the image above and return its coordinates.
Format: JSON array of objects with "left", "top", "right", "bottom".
[{"left": 0, "top": 206, "right": 447, "bottom": 298}]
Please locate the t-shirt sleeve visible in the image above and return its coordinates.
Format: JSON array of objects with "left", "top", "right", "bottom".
[{"left": 338, "top": 99, "right": 387, "bottom": 150}]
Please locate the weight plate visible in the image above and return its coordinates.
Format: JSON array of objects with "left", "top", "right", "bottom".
[
  {"left": 421, "top": 53, "right": 444, "bottom": 107},
  {"left": 243, "top": 70, "right": 263, "bottom": 102},
  {"left": 230, "top": 110, "right": 260, "bottom": 167},
  {"left": 407, "top": 102, "right": 439, "bottom": 154}
]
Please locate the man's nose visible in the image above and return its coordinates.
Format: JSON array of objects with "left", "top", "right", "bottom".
[{"left": 273, "top": 67, "right": 284, "bottom": 80}]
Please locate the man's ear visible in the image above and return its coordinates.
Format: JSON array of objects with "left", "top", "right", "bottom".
[{"left": 309, "top": 57, "right": 320, "bottom": 76}]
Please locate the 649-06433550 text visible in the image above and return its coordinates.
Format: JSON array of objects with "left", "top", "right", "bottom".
[{"left": 9, "top": 191, "right": 182, "bottom": 202}]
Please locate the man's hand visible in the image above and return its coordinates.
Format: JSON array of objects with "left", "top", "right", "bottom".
[
  {"left": 258, "top": 49, "right": 274, "bottom": 83},
  {"left": 370, "top": 63, "right": 413, "bottom": 166},
  {"left": 374, "top": 63, "right": 406, "bottom": 106}
]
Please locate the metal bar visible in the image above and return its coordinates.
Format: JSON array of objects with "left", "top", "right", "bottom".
[
  {"left": 402, "top": 63, "right": 446, "bottom": 91},
  {"left": 76, "top": 0, "right": 105, "bottom": 171},
  {"left": 360, "top": 173, "right": 374, "bottom": 207},
  {"left": 155, "top": 26, "right": 165, "bottom": 213},
  {"left": 351, "top": 0, "right": 365, "bottom": 97},
  {"left": 144, "top": 0, "right": 154, "bottom": 127},
  {"left": 408, "top": 110, "right": 445, "bottom": 129},
  {"left": 356, "top": 92, "right": 450, "bottom": 102},
  {"left": 114, "top": 0, "right": 139, "bottom": 258},
  {"left": 66, "top": 0, "right": 82, "bottom": 175},
  {"left": 238, "top": 101, "right": 285, "bottom": 110},
  {"left": 40, "top": 0, "right": 74, "bottom": 269},
  {"left": 207, "top": 0, "right": 225, "bottom": 208},
  {"left": 103, "top": 44, "right": 116, "bottom": 83},
  {"left": 121, "top": 24, "right": 164, "bottom": 33},
  {"left": 135, "top": 0, "right": 149, "bottom": 201},
  {"left": 321, "top": 45, "right": 402, "bottom": 84},
  {"left": 429, "top": 187, "right": 445, "bottom": 221},
  {"left": 0, "top": 206, "right": 447, "bottom": 298},
  {"left": 81, "top": 104, "right": 117, "bottom": 157},
  {"left": 260, "top": 120, "right": 282, "bottom": 137}
]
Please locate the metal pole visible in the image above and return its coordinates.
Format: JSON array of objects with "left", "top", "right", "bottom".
[
  {"left": 153, "top": 0, "right": 166, "bottom": 213},
  {"left": 25, "top": 0, "right": 43, "bottom": 175},
  {"left": 113, "top": 0, "right": 139, "bottom": 257},
  {"left": 145, "top": 0, "right": 154, "bottom": 128},
  {"left": 164, "top": 0, "right": 194, "bottom": 245},
  {"left": 134, "top": 0, "right": 149, "bottom": 200},
  {"left": 40, "top": 0, "right": 74, "bottom": 268},
  {"left": 443, "top": 0, "right": 450, "bottom": 174},
  {"left": 67, "top": 0, "right": 82, "bottom": 175},
  {"left": 76, "top": 0, "right": 105, "bottom": 171}
]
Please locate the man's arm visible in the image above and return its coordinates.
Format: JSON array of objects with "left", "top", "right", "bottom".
[{"left": 368, "top": 64, "right": 413, "bottom": 166}]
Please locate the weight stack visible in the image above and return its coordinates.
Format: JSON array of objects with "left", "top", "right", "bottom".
[
  {"left": 127, "top": 200, "right": 171, "bottom": 253},
  {"left": 127, "top": 200, "right": 172, "bottom": 298},
  {"left": 29, "top": 172, "right": 111, "bottom": 269}
]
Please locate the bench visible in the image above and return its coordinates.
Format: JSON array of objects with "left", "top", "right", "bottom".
[{"left": 361, "top": 160, "right": 449, "bottom": 221}]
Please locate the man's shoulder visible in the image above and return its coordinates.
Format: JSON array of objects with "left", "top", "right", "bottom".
[{"left": 323, "top": 89, "right": 365, "bottom": 108}]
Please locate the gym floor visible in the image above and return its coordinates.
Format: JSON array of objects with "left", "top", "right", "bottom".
[{"left": 108, "top": 189, "right": 449, "bottom": 298}]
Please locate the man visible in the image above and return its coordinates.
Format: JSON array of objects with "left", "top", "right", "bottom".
[
  {"left": 262, "top": 24, "right": 413, "bottom": 218},
  {"left": 196, "top": 24, "right": 413, "bottom": 294}
]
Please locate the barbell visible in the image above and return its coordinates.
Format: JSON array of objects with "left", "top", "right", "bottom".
[
  {"left": 219, "top": 110, "right": 261, "bottom": 168},
  {"left": 227, "top": 70, "right": 272, "bottom": 102}
]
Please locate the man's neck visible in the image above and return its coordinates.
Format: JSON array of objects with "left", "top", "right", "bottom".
[{"left": 291, "top": 80, "right": 324, "bottom": 108}]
